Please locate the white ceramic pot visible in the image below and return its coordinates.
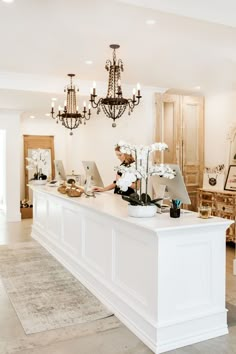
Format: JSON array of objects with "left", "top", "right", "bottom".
[
  {"left": 127, "top": 204, "right": 157, "bottom": 218},
  {"left": 29, "top": 180, "right": 47, "bottom": 185}
]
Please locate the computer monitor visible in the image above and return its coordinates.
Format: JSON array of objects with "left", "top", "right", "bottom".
[
  {"left": 82, "top": 161, "right": 104, "bottom": 188},
  {"left": 54, "top": 160, "right": 67, "bottom": 181},
  {"left": 151, "top": 164, "right": 191, "bottom": 205}
]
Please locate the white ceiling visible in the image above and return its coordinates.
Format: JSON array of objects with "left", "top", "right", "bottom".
[
  {"left": 118, "top": 0, "right": 236, "bottom": 28},
  {"left": 1, "top": 0, "right": 236, "bottom": 114}
]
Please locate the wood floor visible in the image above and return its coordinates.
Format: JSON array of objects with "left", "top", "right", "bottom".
[{"left": 0, "top": 213, "right": 236, "bottom": 354}]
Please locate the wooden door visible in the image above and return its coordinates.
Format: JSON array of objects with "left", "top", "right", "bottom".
[
  {"left": 155, "top": 93, "right": 204, "bottom": 211},
  {"left": 182, "top": 96, "right": 204, "bottom": 210},
  {"left": 23, "top": 135, "right": 55, "bottom": 199},
  {"left": 155, "top": 93, "right": 181, "bottom": 165}
]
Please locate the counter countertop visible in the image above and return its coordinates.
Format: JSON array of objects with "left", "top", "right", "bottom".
[{"left": 30, "top": 185, "right": 233, "bottom": 233}]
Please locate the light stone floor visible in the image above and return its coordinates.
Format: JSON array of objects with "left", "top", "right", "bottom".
[{"left": 0, "top": 212, "right": 236, "bottom": 354}]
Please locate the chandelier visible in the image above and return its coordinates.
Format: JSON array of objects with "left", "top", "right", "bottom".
[
  {"left": 90, "top": 44, "right": 141, "bottom": 127},
  {"left": 51, "top": 74, "right": 91, "bottom": 135}
]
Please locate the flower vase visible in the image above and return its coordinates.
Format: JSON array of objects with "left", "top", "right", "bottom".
[{"left": 127, "top": 204, "right": 157, "bottom": 218}]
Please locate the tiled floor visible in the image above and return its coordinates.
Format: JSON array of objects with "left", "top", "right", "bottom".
[{"left": 0, "top": 213, "right": 236, "bottom": 354}]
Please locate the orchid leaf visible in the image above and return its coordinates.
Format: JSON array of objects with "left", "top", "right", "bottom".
[{"left": 140, "top": 193, "right": 151, "bottom": 205}]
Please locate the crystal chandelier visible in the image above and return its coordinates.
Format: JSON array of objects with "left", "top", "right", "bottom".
[
  {"left": 51, "top": 74, "right": 91, "bottom": 135},
  {"left": 90, "top": 44, "right": 142, "bottom": 127}
]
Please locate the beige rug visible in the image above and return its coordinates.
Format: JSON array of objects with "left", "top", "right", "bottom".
[{"left": 0, "top": 241, "right": 112, "bottom": 334}]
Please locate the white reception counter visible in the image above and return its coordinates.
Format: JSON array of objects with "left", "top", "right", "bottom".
[{"left": 30, "top": 185, "right": 232, "bottom": 353}]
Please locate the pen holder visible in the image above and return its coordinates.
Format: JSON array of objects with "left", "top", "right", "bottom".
[{"left": 170, "top": 207, "right": 180, "bottom": 218}]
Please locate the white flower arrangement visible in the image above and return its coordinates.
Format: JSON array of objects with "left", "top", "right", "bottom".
[
  {"left": 115, "top": 141, "right": 175, "bottom": 206},
  {"left": 26, "top": 149, "right": 49, "bottom": 180}
]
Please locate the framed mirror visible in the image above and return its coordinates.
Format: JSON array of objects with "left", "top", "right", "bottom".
[{"left": 24, "top": 135, "right": 55, "bottom": 199}]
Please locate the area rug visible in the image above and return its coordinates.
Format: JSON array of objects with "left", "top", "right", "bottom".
[{"left": 0, "top": 241, "right": 112, "bottom": 334}]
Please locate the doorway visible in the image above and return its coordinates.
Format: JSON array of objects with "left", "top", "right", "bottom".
[{"left": 23, "top": 135, "right": 55, "bottom": 200}]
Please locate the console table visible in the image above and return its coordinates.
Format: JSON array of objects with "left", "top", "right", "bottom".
[
  {"left": 198, "top": 188, "right": 236, "bottom": 243},
  {"left": 30, "top": 185, "right": 232, "bottom": 353}
]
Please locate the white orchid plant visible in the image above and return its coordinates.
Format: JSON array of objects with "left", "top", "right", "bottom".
[
  {"left": 115, "top": 141, "right": 176, "bottom": 206},
  {"left": 26, "top": 149, "right": 49, "bottom": 181}
]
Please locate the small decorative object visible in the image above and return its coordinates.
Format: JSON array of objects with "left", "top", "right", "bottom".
[
  {"left": 57, "top": 182, "right": 84, "bottom": 197},
  {"left": 198, "top": 205, "right": 212, "bottom": 219},
  {"left": 170, "top": 199, "right": 181, "bottom": 218},
  {"left": 20, "top": 199, "right": 33, "bottom": 219},
  {"left": 115, "top": 141, "right": 175, "bottom": 217},
  {"left": 66, "top": 182, "right": 83, "bottom": 197},
  {"left": 57, "top": 182, "right": 67, "bottom": 194},
  {"left": 224, "top": 165, "right": 236, "bottom": 191},
  {"left": 26, "top": 149, "right": 49, "bottom": 184},
  {"left": 203, "top": 164, "right": 225, "bottom": 190},
  {"left": 89, "top": 44, "right": 141, "bottom": 127},
  {"left": 50, "top": 74, "right": 92, "bottom": 135}
]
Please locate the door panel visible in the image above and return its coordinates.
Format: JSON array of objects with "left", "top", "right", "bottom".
[{"left": 156, "top": 94, "right": 204, "bottom": 211}]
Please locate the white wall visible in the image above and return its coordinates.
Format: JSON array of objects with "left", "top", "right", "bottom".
[
  {"left": 0, "top": 111, "right": 21, "bottom": 221},
  {"left": 65, "top": 89, "right": 157, "bottom": 186},
  {"left": 205, "top": 91, "right": 236, "bottom": 168}
]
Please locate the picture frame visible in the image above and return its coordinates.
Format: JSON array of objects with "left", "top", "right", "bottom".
[
  {"left": 203, "top": 164, "right": 225, "bottom": 191},
  {"left": 224, "top": 165, "right": 236, "bottom": 191}
]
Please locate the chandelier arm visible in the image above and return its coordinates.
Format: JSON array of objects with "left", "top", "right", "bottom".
[
  {"left": 51, "top": 111, "right": 57, "bottom": 119},
  {"left": 90, "top": 99, "right": 99, "bottom": 109},
  {"left": 105, "top": 59, "right": 112, "bottom": 71},
  {"left": 84, "top": 114, "right": 91, "bottom": 121},
  {"left": 91, "top": 97, "right": 103, "bottom": 110},
  {"left": 117, "top": 59, "right": 124, "bottom": 71},
  {"left": 127, "top": 96, "right": 142, "bottom": 109}
]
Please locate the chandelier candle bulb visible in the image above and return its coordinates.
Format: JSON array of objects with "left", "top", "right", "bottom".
[
  {"left": 51, "top": 101, "right": 54, "bottom": 108},
  {"left": 93, "top": 81, "right": 96, "bottom": 95},
  {"left": 132, "top": 88, "right": 136, "bottom": 101},
  {"left": 137, "top": 83, "right": 141, "bottom": 96}
]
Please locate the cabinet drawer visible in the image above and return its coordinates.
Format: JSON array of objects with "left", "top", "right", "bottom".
[
  {"left": 215, "top": 196, "right": 235, "bottom": 205},
  {"left": 216, "top": 203, "right": 235, "bottom": 214}
]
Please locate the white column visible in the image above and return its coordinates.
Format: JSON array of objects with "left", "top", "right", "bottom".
[{"left": 0, "top": 110, "right": 21, "bottom": 221}]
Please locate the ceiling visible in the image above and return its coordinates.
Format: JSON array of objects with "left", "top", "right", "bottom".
[
  {"left": 118, "top": 0, "right": 236, "bottom": 28},
  {"left": 1, "top": 0, "right": 236, "bottom": 114}
]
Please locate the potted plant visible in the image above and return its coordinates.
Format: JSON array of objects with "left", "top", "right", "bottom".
[
  {"left": 26, "top": 149, "right": 49, "bottom": 185},
  {"left": 115, "top": 141, "right": 176, "bottom": 217}
]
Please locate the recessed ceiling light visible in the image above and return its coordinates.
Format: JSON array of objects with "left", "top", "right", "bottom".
[
  {"left": 2, "top": 0, "right": 15, "bottom": 3},
  {"left": 193, "top": 86, "right": 201, "bottom": 90},
  {"left": 146, "top": 19, "right": 156, "bottom": 25},
  {"left": 51, "top": 97, "right": 57, "bottom": 101},
  {"left": 45, "top": 113, "right": 50, "bottom": 117},
  {"left": 85, "top": 60, "right": 93, "bottom": 65},
  {"left": 30, "top": 115, "right": 35, "bottom": 119}
]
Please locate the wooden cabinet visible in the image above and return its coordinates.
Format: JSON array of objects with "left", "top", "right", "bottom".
[
  {"left": 155, "top": 93, "right": 204, "bottom": 211},
  {"left": 198, "top": 188, "right": 236, "bottom": 242}
]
